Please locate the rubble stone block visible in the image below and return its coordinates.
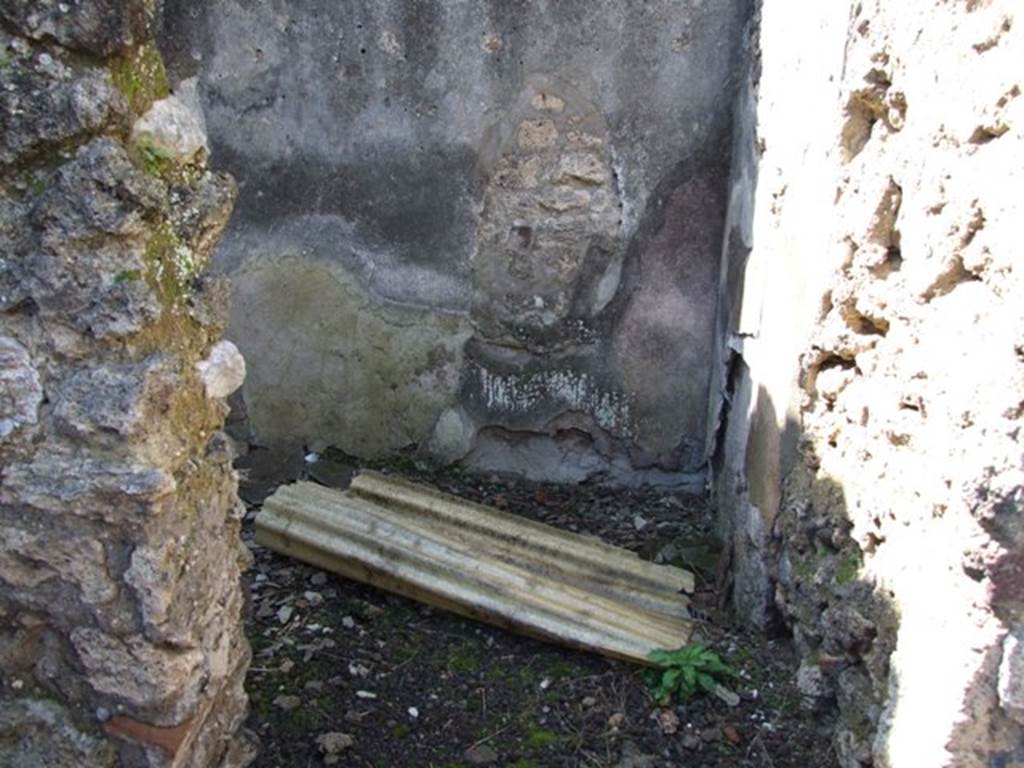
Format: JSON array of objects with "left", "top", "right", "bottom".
[
  {"left": 0, "top": 2, "right": 248, "bottom": 763},
  {"left": 0, "top": 0, "right": 153, "bottom": 57},
  {"left": 0, "top": 337, "right": 42, "bottom": 442}
]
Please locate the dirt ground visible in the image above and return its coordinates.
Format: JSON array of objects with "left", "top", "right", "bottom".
[{"left": 236, "top": 450, "right": 839, "bottom": 768}]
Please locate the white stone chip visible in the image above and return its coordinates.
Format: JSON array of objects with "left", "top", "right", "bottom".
[
  {"left": 130, "top": 77, "right": 209, "bottom": 162},
  {"left": 196, "top": 340, "right": 246, "bottom": 399},
  {"left": 999, "top": 627, "right": 1024, "bottom": 725},
  {"left": 0, "top": 337, "right": 42, "bottom": 440}
]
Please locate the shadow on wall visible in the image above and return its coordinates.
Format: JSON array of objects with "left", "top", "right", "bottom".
[
  {"left": 724, "top": 336, "right": 1023, "bottom": 768},
  {"left": 757, "top": 385, "right": 901, "bottom": 767},
  {"left": 711, "top": 1, "right": 1024, "bottom": 764},
  {"left": 954, "top": 465, "right": 1024, "bottom": 768},
  {"left": 713, "top": 373, "right": 899, "bottom": 764}
]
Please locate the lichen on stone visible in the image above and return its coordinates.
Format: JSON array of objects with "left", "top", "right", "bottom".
[{"left": 142, "top": 222, "right": 202, "bottom": 309}]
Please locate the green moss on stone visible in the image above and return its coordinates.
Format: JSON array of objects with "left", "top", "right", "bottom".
[
  {"left": 792, "top": 556, "right": 815, "bottom": 581},
  {"left": 131, "top": 224, "right": 217, "bottom": 364},
  {"left": 114, "top": 269, "right": 143, "bottom": 284},
  {"left": 142, "top": 223, "right": 203, "bottom": 308},
  {"left": 109, "top": 42, "right": 169, "bottom": 115},
  {"left": 834, "top": 550, "right": 863, "bottom": 585}
]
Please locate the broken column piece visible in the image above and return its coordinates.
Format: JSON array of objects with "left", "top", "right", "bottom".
[{"left": 256, "top": 471, "right": 694, "bottom": 664}]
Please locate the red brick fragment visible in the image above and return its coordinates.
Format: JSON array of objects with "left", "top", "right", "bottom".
[{"left": 103, "top": 714, "right": 199, "bottom": 757}]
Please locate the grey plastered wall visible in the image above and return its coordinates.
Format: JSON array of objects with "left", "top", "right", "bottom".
[{"left": 158, "top": 0, "right": 751, "bottom": 485}]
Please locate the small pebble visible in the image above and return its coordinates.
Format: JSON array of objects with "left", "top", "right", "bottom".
[
  {"left": 316, "top": 731, "right": 353, "bottom": 757},
  {"left": 701, "top": 726, "right": 721, "bottom": 742},
  {"left": 464, "top": 744, "right": 498, "bottom": 765},
  {"left": 273, "top": 695, "right": 301, "bottom": 711},
  {"left": 713, "top": 684, "right": 741, "bottom": 707},
  {"left": 657, "top": 708, "right": 680, "bottom": 735}
]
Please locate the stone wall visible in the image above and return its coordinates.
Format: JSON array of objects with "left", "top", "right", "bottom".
[
  {"left": 0, "top": 2, "right": 251, "bottom": 765},
  {"left": 714, "top": 1, "right": 1023, "bottom": 766},
  {"left": 158, "top": 0, "right": 751, "bottom": 487}
]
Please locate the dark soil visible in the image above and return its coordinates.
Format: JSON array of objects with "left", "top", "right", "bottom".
[{"left": 237, "top": 450, "right": 838, "bottom": 768}]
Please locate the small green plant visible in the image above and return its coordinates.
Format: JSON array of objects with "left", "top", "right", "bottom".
[
  {"left": 132, "top": 134, "right": 174, "bottom": 178},
  {"left": 543, "top": 660, "right": 576, "bottom": 680},
  {"left": 646, "top": 643, "right": 736, "bottom": 703},
  {"left": 524, "top": 725, "right": 558, "bottom": 749},
  {"left": 447, "top": 641, "right": 481, "bottom": 674}
]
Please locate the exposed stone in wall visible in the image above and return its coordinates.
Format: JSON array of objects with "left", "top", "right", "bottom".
[
  {"left": 715, "top": 1, "right": 1022, "bottom": 766},
  {"left": 158, "top": 0, "right": 750, "bottom": 485},
  {"left": 472, "top": 76, "right": 622, "bottom": 348},
  {"left": 0, "top": 5, "right": 251, "bottom": 765}
]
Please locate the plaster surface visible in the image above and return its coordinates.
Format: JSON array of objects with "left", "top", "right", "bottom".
[{"left": 159, "top": 0, "right": 750, "bottom": 482}]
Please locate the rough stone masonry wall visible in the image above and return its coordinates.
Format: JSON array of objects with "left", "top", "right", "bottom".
[
  {"left": 0, "top": 2, "right": 251, "bottom": 765},
  {"left": 714, "top": 1, "right": 1023, "bottom": 766},
  {"left": 158, "top": 0, "right": 751, "bottom": 488}
]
